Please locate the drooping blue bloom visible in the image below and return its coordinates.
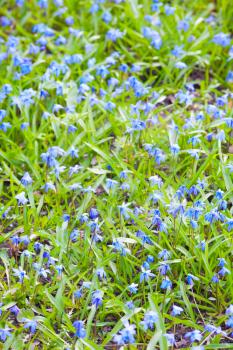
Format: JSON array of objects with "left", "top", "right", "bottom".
[
  {"left": 118, "top": 204, "right": 131, "bottom": 219},
  {"left": 34, "top": 242, "right": 43, "bottom": 254},
  {"left": 11, "top": 235, "right": 20, "bottom": 246},
  {"left": 125, "top": 300, "right": 135, "bottom": 310},
  {"left": 164, "top": 5, "right": 175, "bottom": 16},
  {"left": 205, "top": 324, "right": 224, "bottom": 335},
  {"left": 73, "top": 320, "right": 86, "bottom": 338},
  {"left": 177, "top": 19, "right": 190, "bottom": 32},
  {"left": 164, "top": 333, "right": 175, "bottom": 345},
  {"left": 20, "top": 235, "right": 30, "bottom": 246},
  {"left": 15, "top": 192, "right": 28, "bottom": 205},
  {"left": 106, "top": 29, "right": 124, "bottom": 42},
  {"left": 157, "top": 263, "right": 171, "bottom": 275},
  {"left": 185, "top": 330, "right": 202, "bottom": 342},
  {"left": 226, "top": 305, "right": 233, "bottom": 315},
  {"left": 171, "top": 305, "right": 183, "bottom": 316},
  {"left": 55, "top": 265, "right": 63, "bottom": 276},
  {"left": 226, "top": 315, "right": 233, "bottom": 328},
  {"left": 186, "top": 274, "right": 199, "bottom": 286},
  {"left": 42, "top": 182, "right": 56, "bottom": 193},
  {"left": 140, "top": 311, "right": 158, "bottom": 330},
  {"left": 10, "top": 305, "right": 20, "bottom": 316},
  {"left": 128, "top": 283, "right": 138, "bottom": 294},
  {"left": 213, "top": 33, "right": 230, "bottom": 47},
  {"left": 111, "top": 240, "right": 130, "bottom": 256},
  {"left": 226, "top": 71, "right": 233, "bottom": 82},
  {"left": 92, "top": 290, "right": 103, "bottom": 308},
  {"left": 136, "top": 230, "right": 153, "bottom": 245},
  {"left": 0, "top": 328, "right": 11, "bottom": 342},
  {"left": 23, "top": 319, "right": 37, "bottom": 334},
  {"left": 0, "top": 109, "right": 6, "bottom": 122},
  {"left": 74, "top": 288, "right": 83, "bottom": 299},
  {"left": 170, "top": 144, "right": 180, "bottom": 156},
  {"left": 225, "top": 219, "right": 233, "bottom": 231},
  {"left": 140, "top": 267, "right": 155, "bottom": 283},
  {"left": 219, "top": 267, "right": 230, "bottom": 276},
  {"left": 21, "top": 172, "right": 33, "bottom": 187},
  {"left": 175, "top": 61, "right": 187, "bottom": 69},
  {"left": 147, "top": 255, "right": 154, "bottom": 263},
  {"left": 158, "top": 249, "right": 171, "bottom": 261},
  {"left": 96, "top": 267, "right": 106, "bottom": 280},
  {"left": 0, "top": 122, "right": 11, "bottom": 132},
  {"left": 211, "top": 274, "right": 219, "bottom": 283},
  {"left": 13, "top": 268, "right": 27, "bottom": 283},
  {"left": 160, "top": 278, "right": 172, "bottom": 290},
  {"left": 113, "top": 321, "right": 136, "bottom": 345},
  {"left": 197, "top": 240, "right": 206, "bottom": 251},
  {"left": 102, "top": 11, "right": 112, "bottom": 23},
  {"left": 106, "top": 178, "right": 118, "bottom": 189}
]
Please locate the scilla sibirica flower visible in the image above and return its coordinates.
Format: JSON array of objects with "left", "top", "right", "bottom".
[{"left": 73, "top": 321, "right": 86, "bottom": 338}]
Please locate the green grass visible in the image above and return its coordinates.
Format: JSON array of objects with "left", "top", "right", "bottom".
[{"left": 0, "top": 0, "right": 233, "bottom": 349}]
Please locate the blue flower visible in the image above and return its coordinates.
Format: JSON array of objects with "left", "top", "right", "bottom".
[
  {"left": 128, "top": 283, "right": 138, "bottom": 294},
  {"left": 158, "top": 249, "right": 171, "bottom": 261},
  {"left": 10, "top": 305, "right": 20, "bottom": 316},
  {"left": 11, "top": 235, "right": 20, "bottom": 246},
  {"left": 0, "top": 328, "right": 11, "bottom": 342},
  {"left": 170, "top": 144, "right": 180, "bottom": 156},
  {"left": 113, "top": 321, "right": 136, "bottom": 345},
  {"left": 226, "top": 305, "right": 233, "bottom": 315},
  {"left": 92, "top": 290, "right": 103, "bottom": 308},
  {"left": 211, "top": 274, "right": 219, "bottom": 283},
  {"left": 177, "top": 19, "right": 190, "bottom": 32},
  {"left": 13, "top": 268, "right": 27, "bottom": 283},
  {"left": 225, "top": 219, "right": 233, "bottom": 231},
  {"left": 175, "top": 61, "right": 187, "bottom": 69},
  {"left": 73, "top": 320, "right": 86, "bottom": 338},
  {"left": 140, "top": 311, "right": 158, "bottom": 330},
  {"left": 171, "top": 305, "right": 183, "bottom": 316},
  {"left": 197, "top": 240, "right": 206, "bottom": 251},
  {"left": 136, "top": 230, "right": 153, "bottom": 245},
  {"left": 56, "top": 265, "right": 63, "bottom": 276},
  {"left": 140, "top": 267, "right": 155, "bottom": 283},
  {"left": 164, "top": 333, "right": 175, "bottom": 345},
  {"left": 164, "top": 5, "right": 175, "bottom": 16},
  {"left": 219, "top": 267, "right": 230, "bottom": 276},
  {"left": 185, "top": 330, "right": 202, "bottom": 342},
  {"left": 15, "top": 192, "right": 28, "bottom": 205},
  {"left": 106, "top": 178, "right": 118, "bottom": 189},
  {"left": 157, "top": 263, "right": 171, "bottom": 275},
  {"left": 1, "top": 16, "right": 12, "bottom": 27},
  {"left": 0, "top": 122, "right": 11, "bottom": 132},
  {"left": 205, "top": 324, "right": 223, "bottom": 335},
  {"left": 42, "top": 182, "right": 56, "bottom": 193},
  {"left": 23, "top": 319, "right": 37, "bottom": 334},
  {"left": 34, "top": 242, "right": 43, "bottom": 254},
  {"left": 160, "top": 278, "right": 172, "bottom": 290},
  {"left": 0, "top": 109, "right": 6, "bottom": 122},
  {"left": 102, "top": 11, "right": 112, "bottom": 23},
  {"left": 106, "top": 29, "right": 124, "bottom": 42},
  {"left": 213, "top": 33, "right": 230, "bottom": 47},
  {"left": 118, "top": 204, "right": 131, "bottom": 219},
  {"left": 96, "top": 267, "right": 106, "bottom": 280},
  {"left": 125, "top": 300, "right": 135, "bottom": 310},
  {"left": 74, "top": 288, "right": 83, "bottom": 299},
  {"left": 226, "top": 315, "right": 233, "bottom": 328},
  {"left": 186, "top": 274, "right": 199, "bottom": 286},
  {"left": 111, "top": 240, "right": 130, "bottom": 255},
  {"left": 21, "top": 172, "right": 33, "bottom": 187},
  {"left": 20, "top": 235, "right": 30, "bottom": 246},
  {"left": 226, "top": 71, "right": 233, "bottom": 82}
]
